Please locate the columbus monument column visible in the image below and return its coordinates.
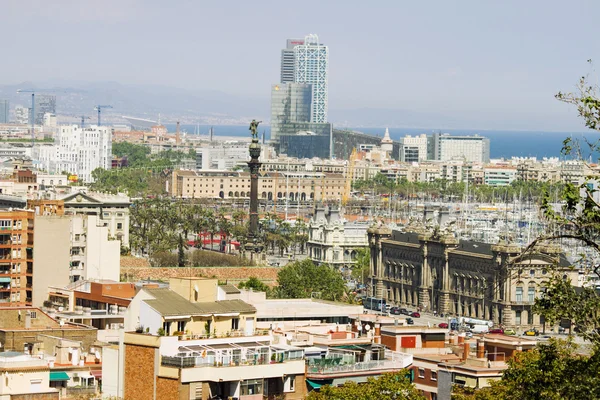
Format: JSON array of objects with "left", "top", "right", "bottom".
[{"left": 244, "top": 119, "right": 264, "bottom": 259}]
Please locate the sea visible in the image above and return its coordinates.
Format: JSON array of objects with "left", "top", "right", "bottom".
[{"left": 166, "top": 124, "right": 600, "bottom": 159}]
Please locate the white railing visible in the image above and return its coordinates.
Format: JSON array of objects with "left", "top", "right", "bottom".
[{"left": 307, "top": 359, "right": 407, "bottom": 375}]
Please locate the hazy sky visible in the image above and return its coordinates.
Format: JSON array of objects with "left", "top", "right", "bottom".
[{"left": 3, "top": 0, "right": 600, "bottom": 130}]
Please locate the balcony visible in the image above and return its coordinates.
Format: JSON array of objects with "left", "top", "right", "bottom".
[{"left": 306, "top": 358, "right": 411, "bottom": 378}]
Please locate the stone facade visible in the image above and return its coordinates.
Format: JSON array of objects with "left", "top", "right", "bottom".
[
  {"left": 368, "top": 227, "right": 578, "bottom": 328},
  {"left": 124, "top": 343, "right": 157, "bottom": 400}
]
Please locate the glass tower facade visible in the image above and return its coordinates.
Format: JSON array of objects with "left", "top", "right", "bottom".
[
  {"left": 270, "top": 83, "right": 312, "bottom": 143},
  {"left": 294, "top": 34, "right": 329, "bottom": 123},
  {"left": 280, "top": 38, "right": 304, "bottom": 84}
]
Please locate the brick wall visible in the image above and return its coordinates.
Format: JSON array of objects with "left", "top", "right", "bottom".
[
  {"left": 124, "top": 343, "right": 156, "bottom": 400},
  {"left": 286, "top": 375, "right": 308, "bottom": 400},
  {"left": 156, "top": 376, "right": 179, "bottom": 400},
  {"left": 380, "top": 334, "right": 397, "bottom": 351},
  {"left": 0, "top": 327, "right": 97, "bottom": 352}
]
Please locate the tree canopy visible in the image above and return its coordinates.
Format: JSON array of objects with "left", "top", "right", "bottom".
[
  {"left": 307, "top": 371, "right": 425, "bottom": 400},
  {"left": 275, "top": 259, "right": 345, "bottom": 301}
]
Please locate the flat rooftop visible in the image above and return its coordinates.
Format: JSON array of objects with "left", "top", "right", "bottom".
[{"left": 255, "top": 299, "right": 363, "bottom": 318}]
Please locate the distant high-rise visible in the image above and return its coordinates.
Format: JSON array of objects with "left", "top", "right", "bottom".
[
  {"left": 428, "top": 133, "right": 490, "bottom": 163},
  {"left": 14, "top": 105, "right": 29, "bottom": 124},
  {"left": 270, "top": 83, "right": 312, "bottom": 142},
  {"left": 280, "top": 38, "right": 305, "bottom": 84},
  {"left": 294, "top": 34, "right": 329, "bottom": 123},
  {"left": 33, "top": 95, "right": 56, "bottom": 125},
  {"left": 0, "top": 100, "right": 8, "bottom": 123}
]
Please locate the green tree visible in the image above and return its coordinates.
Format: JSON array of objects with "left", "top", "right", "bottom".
[
  {"left": 275, "top": 259, "right": 345, "bottom": 301},
  {"left": 351, "top": 248, "right": 370, "bottom": 285},
  {"left": 307, "top": 371, "right": 425, "bottom": 400},
  {"left": 238, "top": 276, "right": 271, "bottom": 294}
]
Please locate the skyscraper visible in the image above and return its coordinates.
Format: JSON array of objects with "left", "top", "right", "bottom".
[
  {"left": 294, "top": 34, "right": 329, "bottom": 123},
  {"left": 0, "top": 100, "right": 9, "bottom": 123},
  {"left": 280, "top": 38, "right": 304, "bottom": 83},
  {"left": 270, "top": 83, "right": 312, "bottom": 142},
  {"left": 33, "top": 95, "right": 56, "bottom": 125}
]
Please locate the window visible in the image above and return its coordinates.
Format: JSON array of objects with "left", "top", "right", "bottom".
[
  {"left": 515, "top": 287, "right": 523, "bottom": 302},
  {"left": 530, "top": 269, "right": 535, "bottom": 277},
  {"left": 74, "top": 234, "right": 80, "bottom": 241},
  {"left": 431, "top": 370, "right": 437, "bottom": 381},
  {"left": 177, "top": 320, "right": 185, "bottom": 332},
  {"left": 289, "top": 375, "right": 295, "bottom": 391},
  {"left": 528, "top": 287, "right": 535, "bottom": 302},
  {"left": 117, "top": 223, "right": 123, "bottom": 230},
  {"left": 29, "top": 311, "right": 37, "bottom": 319},
  {"left": 231, "top": 318, "right": 240, "bottom": 330},
  {"left": 515, "top": 310, "right": 522, "bottom": 325},
  {"left": 163, "top": 321, "right": 171, "bottom": 335},
  {"left": 418, "top": 368, "right": 425, "bottom": 378},
  {"left": 241, "top": 379, "right": 263, "bottom": 396}
]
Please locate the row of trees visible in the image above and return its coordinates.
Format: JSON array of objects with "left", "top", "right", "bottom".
[{"left": 353, "top": 173, "right": 565, "bottom": 203}]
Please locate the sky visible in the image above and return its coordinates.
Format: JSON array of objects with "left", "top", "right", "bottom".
[{"left": 2, "top": 0, "right": 600, "bottom": 131}]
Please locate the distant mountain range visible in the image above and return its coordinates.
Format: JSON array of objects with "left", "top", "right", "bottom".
[{"left": 0, "top": 80, "right": 582, "bottom": 131}]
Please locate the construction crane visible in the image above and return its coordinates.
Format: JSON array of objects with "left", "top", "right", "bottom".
[
  {"left": 342, "top": 148, "right": 358, "bottom": 206},
  {"left": 79, "top": 116, "right": 91, "bottom": 128},
  {"left": 15, "top": 89, "right": 36, "bottom": 147},
  {"left": 94, "top": 105, "right": 113, "bottom": 126}
]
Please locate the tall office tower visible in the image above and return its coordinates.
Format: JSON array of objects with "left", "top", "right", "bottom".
[
  {"left": 270, "top": 83, "right": 313, "bottom": 143},
  {"left": 33, "top": 95, "right": 56, "bottom": 125},
  {"left": 294, "top": 34, "right": 329, "bottom": 123},
  {"left": 429, "top": 133, "right": 491, "bottom": 163},
  {"left": 14, "top": 106, "right": 29, "bottom": 124},
  {"left": 0, "top": 100, "right": 9, "bottom": 123},
  {"left": 280, "top": 38, "right": 305, "bottom": 83}
]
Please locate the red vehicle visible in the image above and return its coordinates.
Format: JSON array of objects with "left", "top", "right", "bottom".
[
  {"left": 489, "top": 328, "right": 504, "bottom": 334},
  {"left": 410, "top": 312, "right": 421, "bottom": 318},
  {"left": 438, "top": 322, "right": 448, "bottom": 329}
]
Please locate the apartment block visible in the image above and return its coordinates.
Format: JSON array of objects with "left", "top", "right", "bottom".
[{"left": 0, "top": 210, "right": 34, "bottom": 306}]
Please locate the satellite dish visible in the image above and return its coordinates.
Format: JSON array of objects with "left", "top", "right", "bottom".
[{"left": 365, "top": 325, "right": 371, "bottom": 331}]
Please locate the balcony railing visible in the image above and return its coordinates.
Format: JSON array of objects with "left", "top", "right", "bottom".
[
  {"left": 307, "top": 359, "right": 405, "bottom": 375},
  {"left": 162, "top": 355, "right": 270, "bottom": 369}
]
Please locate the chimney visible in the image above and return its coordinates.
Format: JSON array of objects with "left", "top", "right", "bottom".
[
  {"left": 477, "top": 340, "right": 485, "bottom": 359},
  {"left": 462, "top": 342, "right": 470, "bottom": 361}
]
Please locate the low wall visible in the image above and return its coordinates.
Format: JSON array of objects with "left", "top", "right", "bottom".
[{"left": 121, "top": 266, "right": 279, "bottom": 284}]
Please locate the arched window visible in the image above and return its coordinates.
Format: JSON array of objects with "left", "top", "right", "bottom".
[
  {"left": 234, "top": 191, "right": 239, "bottom": 197},
  {"left": 228, "top": 191, "right": 233, "bottom": 197}
]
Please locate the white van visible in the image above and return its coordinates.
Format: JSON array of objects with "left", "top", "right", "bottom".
[{"left": 470, "top": 325, "right": 490, "bottom": 334}]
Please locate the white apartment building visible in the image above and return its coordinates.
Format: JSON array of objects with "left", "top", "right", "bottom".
[
  {"left": 400, "top": 134, "right": 428, "bottom": 162},
  {"left": 196, "top": 142, "right": 276, "bottom": 170},
  {"left": 14, "top": 105, "right": 29, "bottom": 125},
  {"left": 34, "top": 125, "right": 112, "bottom": 183},
  {"left": 484, "top": 166, "right": 517, "bottom": 186}
]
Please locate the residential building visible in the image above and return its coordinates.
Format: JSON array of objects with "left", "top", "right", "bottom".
[
  {"left": 281, "top": 38, "right": 305, "bottom": 83},
  {"left": 195, "top": 141, "right": 275, "bottom": 170},
  {"left": 34, "top": 125, "right": 112, "bottom": 183},
  {"left": 14, "top": 105, "right": 29, "bottom": 125},
  {"left": 42, "top": 112, "right": 57, "bottom": 128},
  {"left": 32, "top": 95, "right": 56, "bottom": 125},
  {"left": 171, "top": 169, "right": 346, "bottom": 202},
  {"left": 35, "top": 174, "right": 69, "bottom": 188},
  {"left": 368, "top": 227, "right": 578, "bottom": 329},
  {"left": 429, "top": 133, "right": 490, "bottom": 163},
  {"left": 400, "top": 134, "right": 428, "bottom": 162},
  {"left": 0, "top": 209, "right": 34, "bottom": 306},
  {"left": 122, "top": 277, "right": 307, "bottom": 400},
  {"left": 0, "top": 100, "right": 8, "bottom": 123},
  {"left": 294, "top": 34, "right": 329, "bottom": 123},
  {"left": 0, "top": 352, "right": 59, "bottom": 399},
  {"left": 307, "top": 206, "right": 369, "bottom": 269},
  {"left": 483, "top": 166, "right": 517, "bottom": 186}
]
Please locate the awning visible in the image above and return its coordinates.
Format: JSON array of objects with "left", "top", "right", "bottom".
[
  {"left": 90, "top": 370, "right": 102, "bottom": 379},
  {"left": 0, "top": 277, "right": 10, "bottom": 283},
  {"left": 49, "top": 372, "right": 70, "bottom": 381},
  {"left": 306, "top": 379, "right": 333, "bottom": 389}
]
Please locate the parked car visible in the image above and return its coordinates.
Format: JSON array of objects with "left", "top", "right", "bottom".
[
  {"left": 384, "top": 304, "right": 392, "bottom": 313},
  {"left": 400, "top": 308, "right": 410, "bottom": 315},
  {"left": 464, "top": 332, "right": 473, "bottom": 339},
  {"left": 390, "top": 307, "right": 402, "bottom": 315},
  {"left": 406, "top": 317, "right": 414, "bottom": 325},
  {"left": 504, "top": 329, "right": 516, "bottom": 335},
  {"left": 489, "top": 328, "right": 504, "bottom": 334},
  {"left": 410, "top": 312, "right": 421, "bottom": 318},
  {"left": 524, "top": 328, "right": 539, "bottom": 336},
  {"left": 438, "top": 322, "right": 449, "bottom": 329}
]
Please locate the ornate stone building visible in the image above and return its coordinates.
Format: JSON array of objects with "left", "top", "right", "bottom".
[{"left": 368, "top": 226, "right": 578, "bottom": 328}]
